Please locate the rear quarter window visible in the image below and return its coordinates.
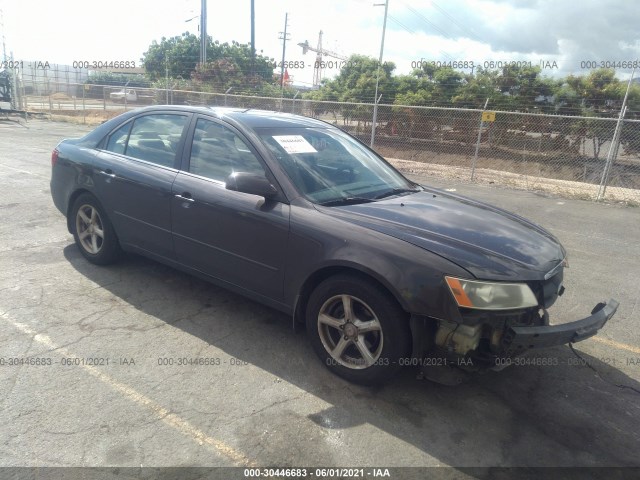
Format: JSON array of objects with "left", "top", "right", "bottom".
[{"left": 105, "top": 122, "right": 132, "bottom": 155}]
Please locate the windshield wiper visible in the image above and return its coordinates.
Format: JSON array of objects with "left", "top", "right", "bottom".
[
  {"left": 318, "top": 196, "right": 375, "bottom": 206},
  {"left": 372, "top": 187, "right": 421, "bottom": 200}
]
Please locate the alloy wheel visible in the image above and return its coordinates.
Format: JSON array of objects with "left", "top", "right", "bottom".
[
  {"left": 75, "top": 204, "right": 105, "bottom": 254},
  {"left": 317, "top": 294, "right": 384, "bottom": 369}
]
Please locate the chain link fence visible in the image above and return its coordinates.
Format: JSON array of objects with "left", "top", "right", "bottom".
[{"left": 17, "top": 81, "right": 640, "bottom": 204}]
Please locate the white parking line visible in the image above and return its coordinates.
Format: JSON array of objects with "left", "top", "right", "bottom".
[
  {"left": 1, "top": 312, "right": 257, "bottom": 467},
  {"left": 0, "top": 162, "right": 48, "bottom": 178},
  {"left": 592, "top": 336, "right": 640, "bottom": 355}
]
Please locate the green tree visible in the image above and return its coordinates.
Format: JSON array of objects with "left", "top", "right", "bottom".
[
  {"left": 409, "top": 64, "right": 465, "bottom": 106},
  {"left": 142, "top": 33, "right": 201, "bottom": 81},
  {"left": 448, "top": 68, "right": 498, "bottom": 108},
  {"left": 581, "top": 69, "right": 624, "bottom": 114},
  {"left": 554, "top": 76, "right": 583, "bottom": 115},
  {"left": 305, "top": 55, "right": 397, "bottom": 104},
  {"left": 303, "top": 85, "right": 341, "bottom": 120},
  {"left": 302, "top": 55, "right": 397, "bottom": 128},
  {"left": 617, "top": 83, "right": 640, "bottom": 157},
  {"left": 494, "top": 65, "right": 557, "bottom": 112},
  {"left": 431, "top": 67, "right": 465, "bottom": 106},
  {"left": 84, "top": 72, "right": 150, "bottom": 87},
  {"left": 141, "top": 33, "right": 275, "bottom": 89},
  {"left": 554, "top": 70, "right": 637, "bottom": 160}
]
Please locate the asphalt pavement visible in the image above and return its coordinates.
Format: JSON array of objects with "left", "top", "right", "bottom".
[{"left": 0, "top": 118, "right": 639, "bottom": 477}]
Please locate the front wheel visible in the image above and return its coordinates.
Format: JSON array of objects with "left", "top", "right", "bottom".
[{"left": 306, "top": 274, "right": 411, "bottom": 385}]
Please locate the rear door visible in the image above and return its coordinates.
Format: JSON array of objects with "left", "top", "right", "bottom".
[
  {"left": 95, "top": 112, "right": 190, "bottom": 260},
  {"left": 170, "top": 116, "right": 290, "bottom": 301}
]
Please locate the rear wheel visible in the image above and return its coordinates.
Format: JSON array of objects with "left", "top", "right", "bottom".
[
  {"left": 71, "top": 193, "right": 121, "bottom": 265},
  {"left": 306, "top": 274, "right": 411, "bottom": 385}
]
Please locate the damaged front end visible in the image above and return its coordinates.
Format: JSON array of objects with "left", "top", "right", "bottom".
[{"left": 411, "top": 266, "right": 619, "bottom": 384}]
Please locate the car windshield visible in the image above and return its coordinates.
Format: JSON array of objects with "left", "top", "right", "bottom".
[{"left": 256, "top": 127, "right": 420, "bottom": 204}]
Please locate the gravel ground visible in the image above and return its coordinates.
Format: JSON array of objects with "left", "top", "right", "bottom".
[{"left": 388, "top": 158, "right": 640, "bottom": 205}]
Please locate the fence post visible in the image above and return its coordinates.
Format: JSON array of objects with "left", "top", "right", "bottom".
[
  {"left": 82, "top": 86, "right": 86, "bottom": 125},
  {"left": 597, "top": 111, "right": 626, "bottom": 201},
  {"left": 225, "top": 87, "right": 232, "bottom": 107},
  {"left": 292, "top": 90, "right": 299, "bottom": 114},
  {"left": 370, "top": 94, "right": 383, "bottom": 148},
  {"left": 597, "top": 67, "right": 635, "bottom": 201},
  {"left": 471, "top": 98, "right": 489, "bottom": 181}
]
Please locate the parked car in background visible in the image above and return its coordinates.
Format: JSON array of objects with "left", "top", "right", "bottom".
[
  {"left": 109, "top": 89, "right": 138, "bottom": 103},
  {"left": 50, "top": 106, "right": 619, "bottom": 385}
]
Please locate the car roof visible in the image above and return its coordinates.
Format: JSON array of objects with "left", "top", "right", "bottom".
[
  {"left": 223, "top": 108, "right": 331, "bottom": 129},
  {"left": 75, "top": 105, "right": 332, "bottom": 148},
  {"left": 138, "top": 105, "right": 330, "bottom": 129}
]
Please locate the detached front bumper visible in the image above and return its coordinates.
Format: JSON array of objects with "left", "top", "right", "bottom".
[{"left": 502, "top": 299, "right": 619, "bottom": 354}]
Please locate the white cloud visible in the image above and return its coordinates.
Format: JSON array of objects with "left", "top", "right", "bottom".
[{"left": 1, "top": 0, "right": 638, "bottom": 85}]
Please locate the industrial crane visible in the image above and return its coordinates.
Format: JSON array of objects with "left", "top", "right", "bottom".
[{"left": 298, "top": 31, "right": 347, "bottom": 87}]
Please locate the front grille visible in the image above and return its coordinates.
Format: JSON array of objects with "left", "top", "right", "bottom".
[{"left": 459, "top": 307, "right": 542, "bottom": 327}]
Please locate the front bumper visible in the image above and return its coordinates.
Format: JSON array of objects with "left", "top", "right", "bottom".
[{"left": 501, "top": 299, "right": 619, "bottom": 354}]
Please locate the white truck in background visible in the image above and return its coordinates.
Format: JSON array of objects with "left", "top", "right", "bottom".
[
  {"left": 109, "top": 89, "right": 154, "bottom": 104},
  {"left": 110, "top": 89, "right": 138, "bottom": 103}
]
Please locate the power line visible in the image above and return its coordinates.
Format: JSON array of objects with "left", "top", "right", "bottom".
[
  {"left": 430, "top": 1, "right": 484, "bottom": 45},
  {"left": 394, "top": 1, "right": 456, "bottom": 63},
  {"left": 387, "top": 14, "right": 415, "bottom": 34},
  {"left": 401, "top": 2, "right": 452, "bottom": 41},
  {"left": 388, "top": 13, "right": 460, "bottom": 63}
]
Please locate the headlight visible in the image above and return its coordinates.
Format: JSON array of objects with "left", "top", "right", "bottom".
[{"left": 445, "top": 276, "right": 538, "bottom": 310}]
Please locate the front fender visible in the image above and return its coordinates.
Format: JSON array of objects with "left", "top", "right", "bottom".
[{"left": 285, "top": 205, "right": 470, "bottom": 322}]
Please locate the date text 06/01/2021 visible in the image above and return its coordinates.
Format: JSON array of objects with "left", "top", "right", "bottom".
[
  {"left": 243, "top": 467, "right": 392, "bottom": 478},
  {"left": 409, "top": 59, "right": 560, "bottom": 69}
]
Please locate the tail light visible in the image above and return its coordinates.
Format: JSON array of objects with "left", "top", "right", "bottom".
[{"left": 51, "top": 148, "right": 59, "bottom": 167}]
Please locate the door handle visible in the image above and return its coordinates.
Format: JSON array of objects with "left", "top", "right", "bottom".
[
  {"left": 98, "top": 169, "right": 116, "bottom": 183},
  {"left": 174, "top": 193, "right": 195, "bottom": 203}
]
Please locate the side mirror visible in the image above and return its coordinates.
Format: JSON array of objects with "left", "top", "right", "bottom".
[{"left": 225, "top": 172, "right": 278, "bottom": 198}]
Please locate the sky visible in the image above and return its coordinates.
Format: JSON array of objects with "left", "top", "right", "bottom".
[{"left": 1, "top": 0, "right": 639, "bottom": 88}]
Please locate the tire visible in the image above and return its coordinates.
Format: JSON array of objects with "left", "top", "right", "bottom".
[
  {"left": 70, "top": 193, "right": 121, "bottom": 265},
  {"left": 306, "top": 274, "right": 411, "bottom": 385}
]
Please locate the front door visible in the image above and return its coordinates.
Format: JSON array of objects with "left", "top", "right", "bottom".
[{"left": 171, "top": 117, "right": 290, "bottom": 301}]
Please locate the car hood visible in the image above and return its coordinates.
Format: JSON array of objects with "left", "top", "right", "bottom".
[{"left": 317, "top": 189, "right": 566, "bottom": 281}]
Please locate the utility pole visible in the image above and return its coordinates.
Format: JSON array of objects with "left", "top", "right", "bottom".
[
  {"left": 250, "top": 0, "right": 256, "bottom": 76},
  {"left": 200, "top": 0, "right": 207, "bottom": 65},
  {"left": 278, "top": 13, "right": 290, "bottom": 96},
  {"left": 10, "top": 51, "right": 17, "bottom": 110},
  {"left": 0, "top": 9, "right": 7, "bottom": 63},
  {"left": 370, "top": 0, "right": 389, "bottom": 148}
]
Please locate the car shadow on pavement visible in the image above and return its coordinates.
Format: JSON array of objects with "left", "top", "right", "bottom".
[{"left": 64, "top": 246, "right": 640, "bottom": 474}]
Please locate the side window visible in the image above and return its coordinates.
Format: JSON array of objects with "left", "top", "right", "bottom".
[
  {"left": 124, "top": 114, "right": 187, "bottom": 167},
  {"left": 189, "top": 118, "right": 265, "bottom": 182},
  {"left": 105, "top": 122, "right": 131, "bottom": 155}
]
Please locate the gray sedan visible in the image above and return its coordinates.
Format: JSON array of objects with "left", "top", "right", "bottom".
[{"left": 50, "top": 106, "right": 618, "bottom": 385}]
